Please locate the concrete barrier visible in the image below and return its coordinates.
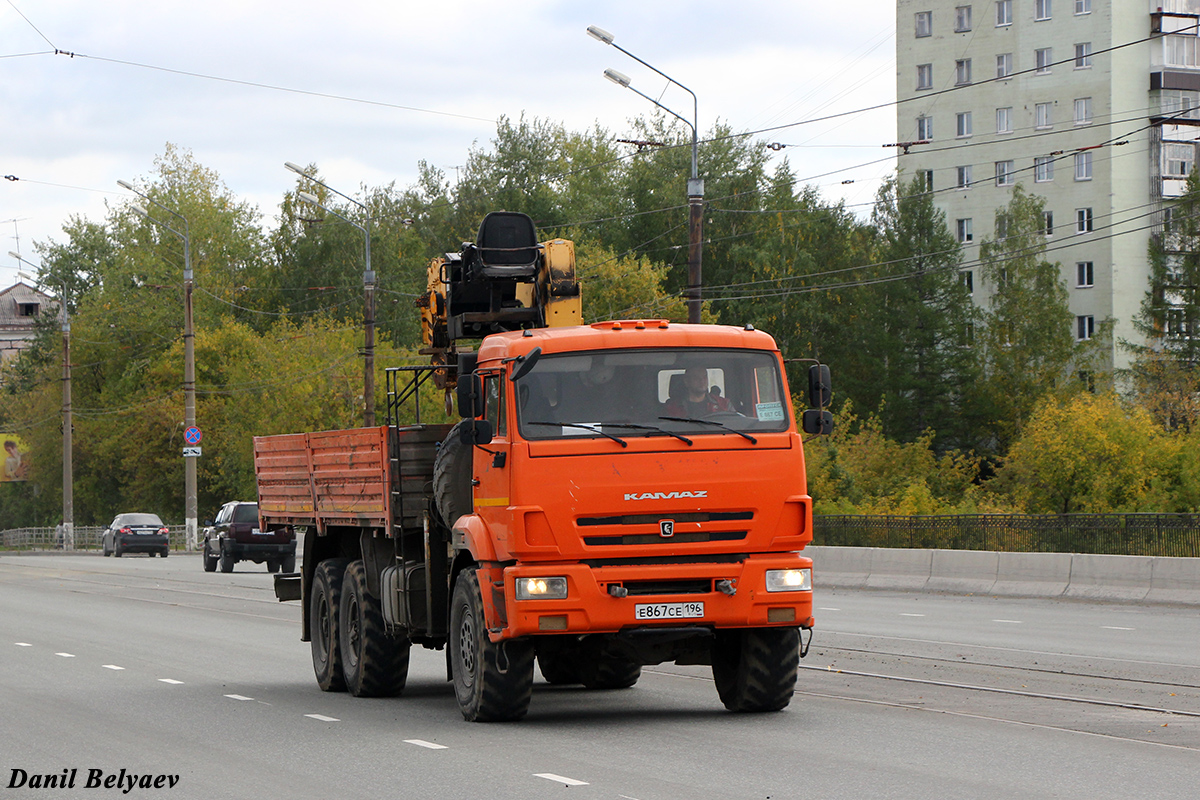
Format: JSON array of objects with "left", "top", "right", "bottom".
[
  {"left": 992, "top": 551, "right": 1071, "bottom": 598},
  {"left": 926, "top": 549, "right": 999, "bottom": 595},
  {"left": 805, "top": 545, "right": 1199, "bottom": 606},
  {"left": 1147, "top": 557, "right": 1200, "bottom": 605},
  {"left": 1063, "top": 553, "right": 1153, "bottom": 602}
]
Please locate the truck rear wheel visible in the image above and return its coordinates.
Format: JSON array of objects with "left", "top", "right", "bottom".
[
  {"left": 339, "top": 559, "right": 410, "bottom": 697},
  {"left": 310, "top": 558, "right": 351, "bottom": 692},
  {"left": 711, "top": 628, "right": 799, "bottom": 712},
  {"left": 450, "top": 568, "right": 534, "bottom": 721},
  {"left": 433, "top": 421, "right": 474, "bottom": 528},
  {"left": 537, "top": 651, "right": 582, "bottom": 685},
  {"left": 579, "top": 656, "right": 642, "bottom": 690}
]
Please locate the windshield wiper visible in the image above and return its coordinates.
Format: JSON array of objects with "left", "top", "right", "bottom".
[
  {"left": 658, "top": 416, "right": 758, "bottom": 445},
  {"left": 525, "top": 421, "right": 628, "bottom": 447},
  {"left": 602, "top": 422, "right": 693, "bottom": 446}
]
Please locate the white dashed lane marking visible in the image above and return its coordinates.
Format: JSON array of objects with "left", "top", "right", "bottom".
[
  {"left": 55, "top": 653, "right": 75, "bottom": 658},
  {"left": 15, "top": 642, "right": 32, "bottom": 647},
  {"left": 405, "top": 740, "right": 448, "bottom": 750},
  {"left": 305, "top": 714, "right": 339, "bottom": 722},
  {"left": 225, "top": 694, "right": 254, "bottom": 701},
  {"left": 102, "top": 665, "right": 125, "bottom": 671},
  {"left": 1102, "top": 626, "right": 1135, "bottom": 631},
  {"left": 158, "top": 679, "right": 184, "bottom": 685},
  {"left": 900, "top": 613, "right": 925, "bottom": 617},
  {"left": 993, "top": 619, "right": 1023, "bottom": 624},
  {"left": 535, "top": 774, "right": 589, "bottom": 786},
  {"left": 818, "top": 607, "right": 841, "bottom": 611}
]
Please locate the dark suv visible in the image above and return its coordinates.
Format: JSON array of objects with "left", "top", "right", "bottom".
[{"left": 202, "top": 501, "right": 295, "bottom": 573}]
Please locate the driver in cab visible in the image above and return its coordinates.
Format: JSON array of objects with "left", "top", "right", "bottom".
[{"left": 665, "top": 366, "right": 730, "bottom": 417}]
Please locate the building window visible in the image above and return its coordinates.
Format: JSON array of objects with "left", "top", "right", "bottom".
[
  {"left": 997, "top": 0, "right": 1012, "bottom": 26},
  {"left": 917, "top": 63, "right": 933, "bottom": 90},
  {"left": 996, "top": 160, "right": 1015, "bottom": 186},
  {"left": 1036, "top": 0, "right": 1051, "bottom": 20},
  {"left": 1076, "top": 315, "right": 1095, "bottom": 341},
  {"left": 996, "top": 107, "right": 1013, "bottom": 134},
  {"left": 1034, "top": 156, "right": 1055, "bottom": 182},
  {"left": 996, "top": 53, "right": 1013, "bottom": 79},
  {"left": 1035, "top": 102, "right": 1053, "bottom": 129},
  {"left": 916, "top": 11, "right": 933, "bottom": 37},
  {"left": 1074, "top": 0, "right": 1090, "bottom": 15},
  {"left": 955, "top": 5, "right": 973, "bottom": 31},
  {"left": 1165, "top": 142, "right": 1195, "bottom": 177},
  {"left": 1076, "top": 207, "right": 1093, "bottom": 233},
  {"left": 955, "top": 58, "right": 973, "bottom": 85},
  {"left": 1075, "top": 151, "right": 1093, "bottom": 181},
  {"left": 1036, "top": 48, "right": 1053, "bottom": 74},
  {"left": 1079, "top": 371, "right": 1096, "bottom": 393},
  {"left": 957, "top": 111, "right": 973, "bottom": 137},
  {"left": 17, "top": 302, "right": 39, "bottom": 317},
  {"left": 1076, "top": 261, "right": 1094, "bottom": 287},
  {"left": 957, "top": 165, "right": 973, "bottom": 188},
  {"left": 1075, "top": 42, "right": 1093, "bottom": 69},
  {"left": 995, "top": 213, "right": 1009, "bottom": 239},
  {"left": 957, "top": 218, "right": 974, "bottom": 243},
  {"left": 1043, "top": 210, "right": 1054, "bottom": 236},
  {"left": 1074, "top": 97, "right": 1092, "bottom": 125},
  {"left": 963, "top": 270, "right": 974, "bottom": 293},
  {"left": 1164, "top": 35, "right": 1200, "bottom": 68},
  {"left": 917, "top": 115, "right": 933, "bottom": 140}
]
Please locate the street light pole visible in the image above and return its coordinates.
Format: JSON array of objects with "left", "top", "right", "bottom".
[
  {"left": 288, "top": 166, "right": 377, "bottom": 428},
  {"left": 590, "top": 26, "right": 704, "bottom": 323},
  {"left": 118, "top": 181, "right": 197, "bottom": 551},
  {"left": 10, "top": 251, "right": 71, "bottom": 550}
]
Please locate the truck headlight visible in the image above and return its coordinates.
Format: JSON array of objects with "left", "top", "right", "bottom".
[
  {"left": 765, "top": 568, "right": 812, "bottom": 592},
  {"left": 515, "top": 576, "right": 568, "bottom": 600}
]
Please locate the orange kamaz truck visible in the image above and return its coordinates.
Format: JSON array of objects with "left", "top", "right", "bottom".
[{"left": 256, "top": 212, "right": 831, "bottom": 721}]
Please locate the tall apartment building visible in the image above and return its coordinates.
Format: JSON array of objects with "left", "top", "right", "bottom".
[{"left": 896, "top": 0, "right": 1200, "bottom": 370}]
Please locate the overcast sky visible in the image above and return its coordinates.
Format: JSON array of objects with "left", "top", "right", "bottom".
[{"left": 1, "top": 0, "right": 896, "bottom": 287}]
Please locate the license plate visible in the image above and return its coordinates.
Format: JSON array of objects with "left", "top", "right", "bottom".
[{"left": 634, "top": 601, "right": 705, "bottom": 621}]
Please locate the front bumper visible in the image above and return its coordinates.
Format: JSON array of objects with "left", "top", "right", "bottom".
[{"left": 496, "top": 554, "right": 814, "bottom": 640}]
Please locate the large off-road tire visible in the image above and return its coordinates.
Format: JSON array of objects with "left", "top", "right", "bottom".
[
  {"left": 711, "top": 627, "right": 800, "bottom": 712},
  {"left": 537, "top": 650, "right": 582, "bottom": 685},
  {"left": 310, "top": 558, "right": 351, "bottom": 692},
  {"left": 339, "top": 559, "right": 410, "bottom": 698},
  {"left": 433, "top": 421, "right": 474, "bottom": 528},
  {"left": 281, "top": 553, "right": 296, "bottom": 573},
  {"left": 450, "top": 568, "right": 535, "bottom": 721},
  {"left": 578, "top": 655, "right": 642, "bottom": 690}
]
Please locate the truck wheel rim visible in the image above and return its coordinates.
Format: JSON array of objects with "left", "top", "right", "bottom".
[
  {"left": 458, "top": 609, "right": 476, "bottom": 684},
  {"left": 316, "top": 595, "right": 331, "bottom": 661},
  {"left": 345, "top": 595, "right": 360, "bottom": 668}
]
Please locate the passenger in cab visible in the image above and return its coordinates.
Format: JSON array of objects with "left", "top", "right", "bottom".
[{"left": 665, "top": 366, "right": 730, "bottom": 418}]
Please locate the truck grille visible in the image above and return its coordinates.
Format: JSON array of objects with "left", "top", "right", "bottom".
[
  {"left": 622, "top": 579, "right": 713, "bottom": 596},
  {"left": 582, "top": 530, "right": 747, "bottom": 546},
  {"left": 578, "top": 511, "right": 753, "bottom": 527}
]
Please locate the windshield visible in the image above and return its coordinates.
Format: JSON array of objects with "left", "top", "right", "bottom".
[
  {"left": 516, "top": 348, "right": 789, "bottom": 441},
  {"left": 117, "top": 514, "right": 163, "bottom": 527}
]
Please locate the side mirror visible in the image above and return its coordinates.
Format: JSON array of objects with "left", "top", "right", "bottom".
[
  {"left": 801, "top": 409, "right": 834, "bottom": 436},
  {"left": 456, "top": 373, "right": 483, "bottom": 418},
  {"left": 807, "top": 364, "right": 832, "bottom": 409},
  {"left": 204, "top": 519, "right": 213, "bottom": 527},
  {"left": 459, "top": 418, "right": 494, "bottom": 446},
  {"left": 510, "top": 346, "right": 542, "bottom": 382}
]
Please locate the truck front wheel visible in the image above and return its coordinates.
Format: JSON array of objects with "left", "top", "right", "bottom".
[
  {"left": 339, "top": 559, "right": 410, "bottom": 697},
  {"left": 310, "top": 558, "right": 351, "bottom": 692},
  {"left": 711, "top": 628, "right": 799, "bottom": 712},
  {"left": 450, "top": 568, "right": 534, "bottom": 721}
]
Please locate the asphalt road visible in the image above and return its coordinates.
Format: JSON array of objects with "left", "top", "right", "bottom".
[{"left": 1, "top": 553, "right": 1197, "bottom": 800}]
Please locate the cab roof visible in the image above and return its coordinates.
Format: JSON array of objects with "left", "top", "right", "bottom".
[{"left": 475, "top": 321, "right": 780, "bottom": 365}]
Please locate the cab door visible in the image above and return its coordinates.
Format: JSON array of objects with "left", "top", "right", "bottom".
[{"left": 473, "top": 372, "right": 513, "bottom": 546}]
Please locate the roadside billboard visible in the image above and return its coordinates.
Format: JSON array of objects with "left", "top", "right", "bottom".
[{"left": 2, "top": 434, "right": 30, "bottom": 482}]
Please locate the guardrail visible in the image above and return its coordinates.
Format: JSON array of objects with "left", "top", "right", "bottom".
[
  {"left": 0, "top": 526, "right": 189, "bottom": 551},
  {"left": 815, "top": 514, "right": 1200, "bottom": 558}
]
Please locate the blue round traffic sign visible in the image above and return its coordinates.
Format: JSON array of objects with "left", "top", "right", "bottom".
[{"left": 184, "top": 426, "right": 203, "bottom": 445}]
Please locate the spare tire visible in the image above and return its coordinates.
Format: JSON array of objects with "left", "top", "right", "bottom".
[{"left": 434, "top": 420, "right": 474, "bottom": 528}]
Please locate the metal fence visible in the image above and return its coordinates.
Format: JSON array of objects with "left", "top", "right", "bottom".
[
  {"left": 0, "top": 526, "right": 189, "bottom": 552},
  {"left": 814, "top": 514, "right": 1200, "bottom": 557}
]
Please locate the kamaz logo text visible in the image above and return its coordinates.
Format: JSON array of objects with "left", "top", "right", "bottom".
[{"left": 623, "top": 491, "right": 708, "bottom": 501}]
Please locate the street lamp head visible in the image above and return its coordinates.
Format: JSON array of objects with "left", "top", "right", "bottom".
[
  {"left": 297, "top": 191, "right": 321, "bottom": 207},
  {"left": 116, "top": 179, "right": 135, "bottom": 191},
  {"left": 604, "top": 68, "right": 631, "bottom": 88},
  {"left": 284, "top": 161, "right": 309, "bottom": 177},
  {"left": 131, "top": 203, "right": 149, "bottom": 218},
  {"left": 587, "top": 25, "right": 614, "bottom": 45}
]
